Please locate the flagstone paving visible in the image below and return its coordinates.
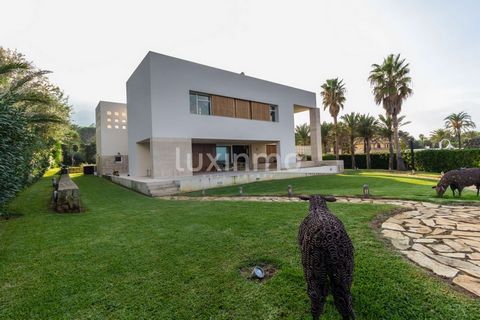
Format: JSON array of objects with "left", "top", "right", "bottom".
[{"left": 162, "top": 195, "right": 480, "bottom": 297}]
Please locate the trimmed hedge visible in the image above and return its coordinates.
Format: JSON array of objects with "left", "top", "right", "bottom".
[
  {"left": 323, "top": 149, "right": 480, "bottom": 172},
  {"left": 414, "top": 149, "right": 480, "bottom": 172},
  {"left": 323, "top": 153, "right": 409, "bottom": 170}
]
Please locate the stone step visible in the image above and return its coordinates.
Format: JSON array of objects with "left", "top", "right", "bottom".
[
  {"left": 147, "top": 181, "right": 180, "bottom": 188},
  {"left": 150, "top": 187, "right": 180, "bottom": 196}
]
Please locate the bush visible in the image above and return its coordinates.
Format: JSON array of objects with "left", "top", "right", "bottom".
[
  {"left": 0, "top": 105, "right": 33, "bottom": 209},
  {"left": 414, "top": 149, "right": 480, "bottom": 172},
  {"left": 323, "top": 149, "right": 480, "bottom": 172},
  {"left": 323, "top": 153, "right": 409, "bottom": 170}
]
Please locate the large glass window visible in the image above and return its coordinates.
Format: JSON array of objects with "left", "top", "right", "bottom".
[
  {"left": 190, "top": 92, "right": 211, "bottom": 115},
  {"left": 270, "top": 105, "right": 278, "bottom": 122}
]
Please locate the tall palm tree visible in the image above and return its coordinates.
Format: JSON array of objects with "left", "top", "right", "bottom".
[
  {"left": 378, "top": 115, "right": 410, "bottom": 170},
  {"left": 0, "top": 61, "right": 62, "bottom": 123},
  {"left": 444, "top": 111, "right": 476, "bottom": 148},
  {"left": 321, "top": 78, "right": 346, "bottom": 160},
  {"left": 369, "top": 54, "right": 413, "bottom": 170},
  {"left": 341, "top": 112, "right": 360, "bottom": 169},
  {"left": 295, "top": 123, "right": 310, "bottom": 146},
  {"left": 358, "top": 114, "right": 379, "bottom": 169},
  {"left": 320, "top": 121, "right": 334, "bottom": 154}
]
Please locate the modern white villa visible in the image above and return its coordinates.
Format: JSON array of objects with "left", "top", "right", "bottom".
[{"left": 96, "top": 52, "right": 342, "bottom": 195}]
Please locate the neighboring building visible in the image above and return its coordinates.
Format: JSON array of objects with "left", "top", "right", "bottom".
[
  {"left": 126, "top": 51, "right": 323, "bottom": 179},
  {"left": 95, "top": 101, "right": 129, "bottom": 175},
  {"left": 354, "top": 138, "right": 391, "bottom": 154}
]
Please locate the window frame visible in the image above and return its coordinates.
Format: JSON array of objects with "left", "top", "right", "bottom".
[
  {"left": 189, "top": 91, "right": 211, "bottom": 115},
  {"left": 269, "top": 105, "right": 278, "bottom": 122}
]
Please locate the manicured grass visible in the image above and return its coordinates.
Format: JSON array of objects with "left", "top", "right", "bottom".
[
  {"left": 187, "top": 170, "right": 480, "bottom": 203},
  {"left": 1, "top": 173, "right": 479, "bottom": 319}
]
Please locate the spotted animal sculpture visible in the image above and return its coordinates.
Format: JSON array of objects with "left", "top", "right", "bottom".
[
  {"left": 298, "top": 195, "right": 355, "bottom": 320},
  {"left": 433, "top": 168, "right": 480, "bottom": 197}
]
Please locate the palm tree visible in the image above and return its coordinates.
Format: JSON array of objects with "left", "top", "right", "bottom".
[
  {"left": 378, "top": 115, "right": 410, "bottom": 170},
  {"left": 429, "top": 129, "right": 453, "bottom": 147},
  {"left": 295, "top": 123, "right": 310, "bottom": 146},
  {"left": 321, "top": 78, "right": 346, "bottom": 160},
  {"left": 444, "top": 111, "right": 476, "bottom": 148},
  {"left": 320, "top": 122, "right": 334, "bottom": 154},
  {"left": 341, "top": 112, "right": 360, "bottom": 169},
  {"left": 369, "top": 54, "right": 413, "bottom": 170},
  {"left": 0, "top": 61, "right": 62, "bottom": 124},
  {"left": 358, "top": 114, "right": 379, "bottom": 169}
]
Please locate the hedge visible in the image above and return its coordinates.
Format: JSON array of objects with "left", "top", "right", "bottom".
[
  {"left": 414, "top": 149, "right": 480, "bottom": 172},
  {"left": 323, "top": 153, "right": 410, "bottom": 170},
  {"left": 323, "top": 149, "right": 480, "bottom": 172}
]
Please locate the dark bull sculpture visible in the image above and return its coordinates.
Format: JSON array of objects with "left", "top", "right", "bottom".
[
  {"left": 433, "top": 168, "right": 480, "bottom": 197},
  {"left": 298, "top": 195, "right": 355, "bottom": 320}
]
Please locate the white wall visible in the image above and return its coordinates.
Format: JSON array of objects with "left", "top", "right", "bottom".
[
  {"left": 127, "top": 51, "right": 318, "bottom": 175},
  {"left": 126, "top": 54, "right": 153, "bottom": 176},
  {"left": 95, "top": 101, "right": 128, "bottom": 156}
]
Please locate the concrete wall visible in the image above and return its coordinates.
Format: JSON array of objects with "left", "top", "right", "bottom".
[
  {"left": 135, "top": 140, "right": 152, "bottom": 177},
  {"left": 126, "top": 52, "right": 318, "bottom": 176},
  {"left": 95, "top": 101, "right": 128, "bottom": 175},
  {"left": 97, "top": 155, "right": 129, "bottom": 176},
  {"left": 96, "top": 101, "right": 128, "bottom": 156},
  {"left": 151, "top": 138, "right": 192, "bottom": 178},
  {"left": 127, "top": 54, "right": 153, "bottom": 177}
]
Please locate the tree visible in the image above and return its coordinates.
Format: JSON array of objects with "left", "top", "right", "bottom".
[
  {"left": 321, "top": 78, "right": 346, "bottom": 160},
  {"left": 295, "top": 123, "right": 310, "bottom": 146},
  {"left": 340, "top": 112, "right": 360, "bottom": 169},
  {"left": 378, "top": 115, "right": 410, "bottom": 170},
  {"left": 429, "top": 129, "right": 453, "bottom": 147},
  {"left": 358, "top": 114, "right": 379, "bottom": 169},
  {"left": 462, "top": 131, "right": 480, "bottom": 147},
  {"left": 369, "top": 54, "right": 413, "bottom": 170},
  {"left": 0, "top": 47, "right": 70, "bottom": 212},
  {"left": 444, "top": 111, "right": 476, "bottom": 149},
  {"left": 320, "top": 121, "right": 334, "bottom": 154}
]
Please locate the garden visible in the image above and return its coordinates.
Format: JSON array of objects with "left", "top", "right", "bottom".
[{"left": 1, "top": 170, "right": 480, "bottom": 319}]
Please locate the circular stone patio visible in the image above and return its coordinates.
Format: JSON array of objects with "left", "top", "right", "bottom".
[{"left": 162, "top": 195, "right": 480, "bottom": 297}]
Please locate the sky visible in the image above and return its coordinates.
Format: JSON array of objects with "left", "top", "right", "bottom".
[{"left": 1, "top": 0, "right": 479, "bottom": 137}]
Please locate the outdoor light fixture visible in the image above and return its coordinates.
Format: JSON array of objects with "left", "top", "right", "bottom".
[
  {"left": 287, "top": 185, "right": 293, "bottom": 198},
  {"left": 252, "top": 266, "right": 265, "bottom": 279},
  {"left": 239, "top": 186, "right": 243, "bottom": 196},
  {"left": 362, "top": 184, "right": 369, "bottom": 198}
]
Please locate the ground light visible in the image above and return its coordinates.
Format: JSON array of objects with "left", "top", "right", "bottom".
[{"left": 252, "top": 266, "right": 265, "bottom": 279}]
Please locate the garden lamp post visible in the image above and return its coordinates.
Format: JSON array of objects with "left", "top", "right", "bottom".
[
  {"left": 409, "top": 139, "right": 415, "bottom": 171},
  {"left": 287, "top": 185, "right": 293, "bottom": 198}
]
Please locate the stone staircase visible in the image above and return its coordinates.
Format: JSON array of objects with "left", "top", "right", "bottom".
[{"left": 147, "top": 180, "right": 180, "bottom": 197}]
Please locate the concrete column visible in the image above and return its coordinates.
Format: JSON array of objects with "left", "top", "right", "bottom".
[
  {"left": 151, "top": 138, "right": 193, "bottom": 178},
  {"left": 310, "top": 108, "right": 323, "bottom": 162}
]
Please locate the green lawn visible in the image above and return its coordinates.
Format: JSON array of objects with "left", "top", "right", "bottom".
[
  {"left": 1, "top": 173, "right": 479, "bottom": 319},
  {"left": 187, "top": 170, "right": 480, "bottom": 203}
]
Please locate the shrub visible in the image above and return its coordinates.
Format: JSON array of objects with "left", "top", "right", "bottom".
[
  {"left": 323, "top": 153, "right": 409, "bottom": 170},
  {"left": 414, "top": 149, "right": 480, "bottom": 172},
  {"left": 323, "top": 149, "right": 480, "bottom": 172}
]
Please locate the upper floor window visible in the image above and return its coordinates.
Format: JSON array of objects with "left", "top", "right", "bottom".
[
  {"left": 270, "top": 105, "right": 278, "bottom": 122},
  {"left": 190, "top": 92, "right": 211, "bottom": 115}
]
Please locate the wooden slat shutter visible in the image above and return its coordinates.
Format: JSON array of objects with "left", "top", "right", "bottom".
[
  {"left": 235, "top": 99, "right": 251, "bottom": 119},
  {"left": 251, "top": 102, "right": 270, "bottom": 121},
  {"left": 211, "top": 95, "right": 235, "bottom": 117}
]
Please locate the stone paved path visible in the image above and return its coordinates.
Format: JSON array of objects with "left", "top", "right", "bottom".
[{"left": 161, "top": 195, "right": 480, "bottom": 297}]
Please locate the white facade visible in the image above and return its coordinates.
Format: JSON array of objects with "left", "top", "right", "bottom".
[
  {"left": 126, "top": 52, "right": 321, "bottom": 178},
  {"left": 95, "top": 101, "right": 129, "bottom": 175}
]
